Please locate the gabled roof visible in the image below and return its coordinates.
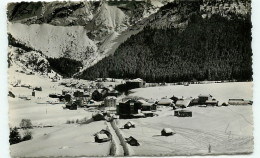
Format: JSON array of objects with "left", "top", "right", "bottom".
[
  {"left": 176, "top": 99, "right": 191, "bottom": 107},
  {"left": 96, "top": 134, "right": 108, "bottom": 140},
  {"left": 158, "top": 98, "right": 173, "bottom": 105},
  {"left": 137, "top": 99, "right": 147, "bottom": 104}
]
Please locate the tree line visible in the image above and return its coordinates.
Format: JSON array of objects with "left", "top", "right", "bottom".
[{"left": 78, "top": 14, "right": 252, "bottom": 83}]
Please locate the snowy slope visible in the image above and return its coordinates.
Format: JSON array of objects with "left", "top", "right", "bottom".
[{"left": 8, "top": 22, "right": 97, "bottom": 62}]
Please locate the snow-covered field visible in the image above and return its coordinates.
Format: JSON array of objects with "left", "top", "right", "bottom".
[
  {"left": 10, "top": 122, "right": 110, "bottom": 157},
  {"left": 117, "top": 82, "right": 254, "bottom": 156},
  {"left": 117, "top": 105, "right": 253, "bottom": 156},
  {"left": 129, "top": 82, "right": 253, "bottom": 104}
]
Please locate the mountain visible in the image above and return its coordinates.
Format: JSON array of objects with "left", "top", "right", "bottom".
[
  {"left": 7, "top": 0, "right": 165, "bottom": 74},
  {"left": 78, "top": 0, "right": 252, "bottom": 82}
]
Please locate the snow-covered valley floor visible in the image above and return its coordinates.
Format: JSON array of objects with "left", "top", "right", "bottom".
[{"left": 8, "top": 68, "right": 253, "bottom": 156}]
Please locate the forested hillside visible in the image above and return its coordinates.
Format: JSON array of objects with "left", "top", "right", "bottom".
[{"left": 78, "top": 13, "right": 252, "bottom": 82}]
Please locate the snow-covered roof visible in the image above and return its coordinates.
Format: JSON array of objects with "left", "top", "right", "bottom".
[
  {"left": 108, "top": 87, "right": 114, "bottom": 91},
  {"left": 106, "top": 96, "right": 117, "bottom": 100},
  {"left": 142, "top": 103, "right": 153, "bottom": 106},
  {"left": 96, "top": 134, "right": 108, "bottom": 140},
  {"left": 147, "top": 99, "right": 155, "bottom": 104},
  {"left": 198, "top": 94, "right": 212, "bottom": 98},
  {"left": 176, "top": 99, "right": 191, "bottom": 107},
  {"left": 162, "top": 128, "right": 173, "bottom": 133},
  {"left": 127, "top": 78, "right": 144, "bottom": 82},
  {"left": 138, "top": 99, "right": 147, "bottom": 104},
  {"left": 158, "top": 98, "right": 173, "bottom": 105}
]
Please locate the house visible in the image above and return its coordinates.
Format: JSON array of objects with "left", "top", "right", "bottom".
[
  {"left": 175, "top": 99, "right": 192, "bottom": 108},
  {"left": 73, "top": 90, "right": 90, "bottom": 104},
  {"left": 125, "top": 78, "right": 146, "bottom": 89},
  {"left": 125, "top": 136, "right": 140, "bottom": 146},
  {"left": 191, "top": 94, "right": 218, "bottom": 106},
  {"left": 161, "top": 128, "right": 175, "bottom": 136},
  {"left": 104, "top": 96, "right": 117, "bottom": 107},
  {"left": 117, "top": 99, "right": 142, "bottom": 118},
  {"left": 174, "top": 110, "right": 192, "bottom": 117},
  {"left": 94, "top": 129, "right": 112, "bottom": 143},
  {"left": 157, "top": 98, "right": 173, "bottom": 106},
  {"left": 95, "top": 134, "right": 109, "bottom": 143}
]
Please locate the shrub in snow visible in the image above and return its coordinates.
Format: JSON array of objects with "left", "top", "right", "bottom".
[
  {"left": 22, "top": 130, "right": 33, "bottom": 141},
  {"left": 20, "top": 119, "right": 33, "bottom": 129},
  {"left": 9, "top": 127, "right": 21, "bottom": 145}
]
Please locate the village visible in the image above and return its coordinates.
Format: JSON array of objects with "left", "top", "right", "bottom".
[{"left": 8, "top": 67, "right": 254, "bottom": 157}]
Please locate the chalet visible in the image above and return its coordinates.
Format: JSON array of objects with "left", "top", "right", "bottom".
[
  {"left": 174, "top": 110, "right": 192, "bottom": 117},
  {"left": 94, "top": 129, "right": 112, "bottom": 143},
  {"left": 104, "top": 96, "right": 117, "bottom": 107},
  {"left": 191, "top": 94, "right": 218, "bottom": 106},
  {"left": 125, "top": 136, "right": 140, "bottom": 146},
  {"left": 161, "top": 128, "right": 175, "bottom": 136},
  {"left": 125, "top": 78, "right": 146, "bottom": 89},
  {"left": 95, "top": 134, "right": 108, "bottom": 143},
  {"left": 117, "top": 99, "right": 142, "bottom": 119},
  {"left": 73, "top": 90, "right": 90, "bottom": 105},
  {"left": 157, "top": 98, "right": 173, "bottom": 106}
]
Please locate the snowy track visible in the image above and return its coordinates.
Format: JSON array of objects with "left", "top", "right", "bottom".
[{"left": 107, "top": 122, "right": 124, "bottom": 156}]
